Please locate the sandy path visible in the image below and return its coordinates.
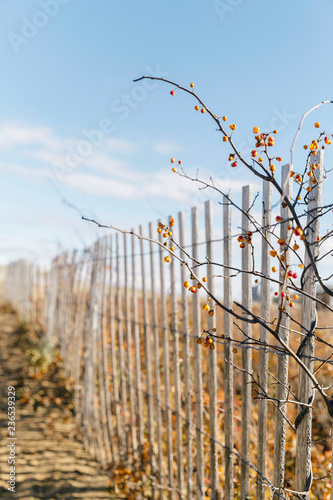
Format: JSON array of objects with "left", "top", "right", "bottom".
[{"left": 0, "top": 307, "right": 123, "bottom": 500}]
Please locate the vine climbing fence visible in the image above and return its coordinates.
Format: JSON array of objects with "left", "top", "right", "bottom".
[{"left": 3, "top": 158, "right": 333, "bottom": 499}]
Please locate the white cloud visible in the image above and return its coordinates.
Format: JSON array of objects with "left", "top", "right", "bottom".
[
  {"left": 0, "top": 124, "right": 61, "bottom": 151},
  {"left": 152, "top": 141, "right": 183, "bottom": 155},
  {"left": 104, "top": 137, "right": 140, "bottom": 155},
  {"left": 63, "top": 172, "right": 138, "bottom": 198}
]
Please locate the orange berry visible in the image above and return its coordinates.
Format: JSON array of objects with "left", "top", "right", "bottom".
[
  {"left": 170, "top": 246, "right": 174, "bottom": 251},
  {"left": 172, "top": 167, "right": 177, "bottom": 173},
  {"left": 270, "top": 164, "right": 276, "bottom": 172},
  {"left": 203, "top": 304, "right": 210, "bottom": 311},
  {"left": 201, "top": 108, "right": 206, "bottom": 114},
  {"left": 202, "top": 277, "right": 207, "bottom": 282},
  {"left": 190, "top": 83, "right": 194, "bottom": 88},
  {"left": 303, "top": 145, "right": 308, "bottom": 150},
  {"left": 240, "top": 242, "right": 245, "bottom": 249},
  {"left": 163, "top": 233, "right": 168, "bottom": 238},
  {"left": 289, "top": 301, "right": 294, "bottom": 307},
  {"left": 164, "top": 256, "right": 171, "bottom": 263},
  {"left": 183, "top": 281, "right": 190, "bottom": 288},
  {"left": 273, "top": 129, "right": 278, "bottom": 134},
  {"left": 276, "top": 157, "right": 282, "bottom": 162},
  {"left": 233, "top": 348, "right": 238, "bottom": 353},
  {"left": 314, "top": 122, "right": 320, "bottom": 128},
  {"left": 230, "top": 124, "right": 236, "bottom": 131},
  {"left": 290, "top": 171, "right": 295, "bottom": 177},
  {"left": 258, "top": 157, "right": 263, "bottom": 162},
  {"left": 208, "top": 310, "right": 214, "bottom": 316},
  {"left": 209, "top": 344, "right": 215, "bottom": 350},
  {"left": 299, "top": 263, "right": 304, "bottom": 269},
  {"left": 189, "top": 286, "right": 197, "bottom": 293},
  {"left": 278, "top": 238, "right": 285, "bottom": 246},
  {"left": 272, "top": 266, "right": 277, "bottom": 273},
  {"left": 223, "top": 136, "right": 228, "bottom": 142},
  {"left": 194, "top": 105, "right": 200, "bottom": 111},
  {"left": 270, "top": 250, "right": 277, "bottom": 257},
  {"left": 171, "top": 158, "right": 175, "bottom": 163},
  {"left": 253, "top": 126, "right": 260, "bottom": 134},
  {"left": 196, "top": 338, "right": 202, "bottom": 344},
  {"left": 157, "top": 228, "right": 162, "bottom": 233},
  {"left": 293, "top": 244, "right": 299, "bottom": 251},
  {"left": 222, "top": 116, "right": 227, "bottom": 121},
  {"left": 293, "top": 294, "right": 299, "bottom": 301}
]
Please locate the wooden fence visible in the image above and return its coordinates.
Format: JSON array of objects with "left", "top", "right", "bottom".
[{"left": 3, "top": 158, "right": 331, "bottom": 499}]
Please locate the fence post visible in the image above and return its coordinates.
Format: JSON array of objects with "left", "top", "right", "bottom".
[
  {"left": 295, "top": 152, "right": 323, "bottom": 496},
  {"left": 223, "top": 194, "right": 234, "bottom": 500},
  {"left": 257, "top": 179, "right": 272, "bottom": 499},
  {"left": 273, "top": 164, "right": 292, "bottom": 496},
  {"left": 240, "top": 185, "right": 253, "bottom": 500}
]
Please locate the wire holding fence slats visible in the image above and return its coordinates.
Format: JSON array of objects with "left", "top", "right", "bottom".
[{"left": 4, "top": 172, "right": 329, "bottom": 500}]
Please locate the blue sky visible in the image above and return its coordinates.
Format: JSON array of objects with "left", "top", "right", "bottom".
[{"left": 0, "top": 0, "right": 333, "bottom": 271}]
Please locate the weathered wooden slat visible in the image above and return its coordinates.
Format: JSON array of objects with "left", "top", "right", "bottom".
[
  {"left": 240, "top": 185, "right": 253, "bottom": 500},
  {"left": 132, "top": 231, "right": 144, "bottom": 458},
  {"left": 223, "top": 194, "right": 234, "bottom": 500},
  {"left": 124, "top": 232, "right": 137, "bottom": 460},
  {"left": 257, "top": 179, "right": 272, "bottom": 500},
  {"left": 116, "top": 233, "right": 128, "bottom": 461},
  {"left": 179, "top": 211, "right": 193, "bottom": 500},
  {"left": 192, "top": 206, "right": 204, "bottom": 500},
  {"left": 273, "top": 165, "right": 292, "bottom": 496},
  {"left": 169, "top": 215, "right": 184, "bottom": 495},
  {"left": 149, "top": 221, "right": 163, "bottom": 492},
  {"left": 205, "top": 200, "right": 218, "bottom": 500},
  {"left": 295, "top": 152, "right": 323, "bottom": 497},
  {"left": 158, "top": 222, "right": 174, "bottom": 500},
  {"left": 139, "top": 225, "right": 155, "bottom": 476},
  {"left": 108, "top": 235, "right": 122, "bottom": 462}
]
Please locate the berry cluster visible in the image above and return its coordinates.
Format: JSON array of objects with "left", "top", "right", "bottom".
[
  {"left": 183, "top": 275, "right": 207, "bottom": 294},
  {"left": 196, "top": 329, "right": 216, "bottom": 350},
  {"left": 274, "top": 289, "right": 299, "bottom": 308},
  {"left": 290, "top": 122, "right": 330, "bottom": 197},
  {"left": 158, "top": 218, "right": 175, "bottom": 263},
  {"left": 170, "top": 158, "right": 182, "bottom": 173},
  {"left": 237, "top": 231, "right": 253, "bottom": 249}
]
